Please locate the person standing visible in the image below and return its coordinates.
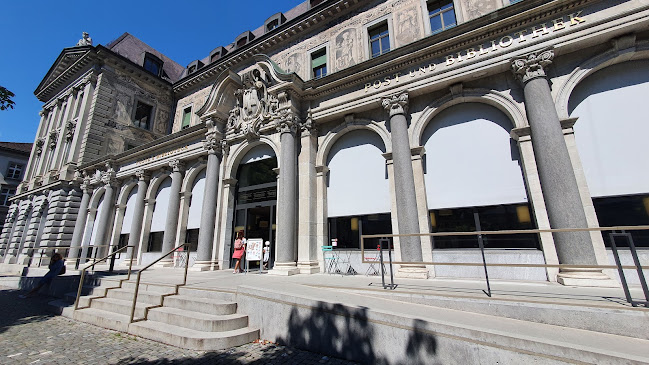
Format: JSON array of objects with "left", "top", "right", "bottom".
[{"left": 232, "top": 232, "right": 246, "bottom": 274}]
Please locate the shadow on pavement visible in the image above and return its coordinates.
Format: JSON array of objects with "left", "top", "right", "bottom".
[{"left": 0, "top": 287, "right": 56, "bottom": 335}]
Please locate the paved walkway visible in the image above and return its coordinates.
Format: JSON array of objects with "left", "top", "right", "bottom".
[{"left": 0, "top": 287, "right": 358, "bottom": 365}]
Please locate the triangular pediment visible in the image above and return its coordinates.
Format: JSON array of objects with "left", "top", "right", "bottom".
[{"left": 35, "top": 46, "right": 97, "bottom": 102}]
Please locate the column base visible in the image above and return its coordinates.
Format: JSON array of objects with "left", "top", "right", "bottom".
[
  {"left": 268, "top": 262, "right": 300, "bottom": 276},
  {"left": 396, "top": 265, "right": 429, "bottom": 279},
  {"left": 190, "top": 260, "right": 220, "bottom": 271},
  {"left": 557, "top": 269, "right": 618, "bottom": 287},
  {"left": 297, "top": 260, "right": 320, "bottom": 274}
]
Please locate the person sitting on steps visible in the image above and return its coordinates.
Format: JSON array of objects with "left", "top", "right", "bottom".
[{"left": 20, "top": 253, "right": 65, "bottom": 298}]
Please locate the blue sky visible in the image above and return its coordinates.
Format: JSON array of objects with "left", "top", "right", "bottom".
[{"left": 0, "top": 0, "right": 303, "bottom": 143}]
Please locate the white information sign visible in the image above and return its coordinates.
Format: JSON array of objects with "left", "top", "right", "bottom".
[{"left": 246, "top": 238, "right": 263, "bottom": 261}]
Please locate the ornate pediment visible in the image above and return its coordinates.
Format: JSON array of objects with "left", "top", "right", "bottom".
[{"left": 35, "top": 47, "right": 96, "bottom": 102}]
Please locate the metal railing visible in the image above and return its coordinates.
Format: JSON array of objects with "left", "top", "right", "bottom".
[
  {"left": 74, "top": 245, "right": 134, "bottom": 310},
  {"left": 129, "top": 244, "right": 191, "bottom": 324},
  {"left": 362, "top": 225, "right": 649, "bottom": 306},
  {"left": 36, "top": 244, "right": 117, "bottom": 268}
]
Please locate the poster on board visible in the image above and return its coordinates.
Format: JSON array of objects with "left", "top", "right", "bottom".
[{"left": 246, "top": 238, "right": 263, "bottom": 261}]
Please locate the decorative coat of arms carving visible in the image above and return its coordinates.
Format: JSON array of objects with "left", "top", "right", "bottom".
[{"left": 227, "top": 68, "right": 280, "bottom": 139}]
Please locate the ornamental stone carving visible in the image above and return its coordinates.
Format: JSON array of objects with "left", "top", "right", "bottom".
[
  {"left": 276, "top": 109, "right": 299, "bottom": 135},
  {"left": 300, "top": 110, "right": 317, "bottom": 135},
  {"left": 511, "top": 49, "right": 554, "bottom": 83},
  {"left": 203, "top": 135, "right": 222, "bottom": 155},
  {"left": 135, "top": 169, "right": 150, "bottom": 182},
  {"left": 101, "top": 171, "right": 116, "bottom": 186},
  {"left": 382, "top": 92, "right": 409, "bottom": 117},
  {"left": 76, "top": 32, "right": 93, "bottom": 46},
  {"left": 80, "top": 176, "right": 93, "bottom": 191},
  {"left": 35, "top": 138, "right": 45, "bottom": 156},
  {"left": 169, "top": 159, "right": 185, "bottom": 172},
  {"left": 66, "top": 121, "right": 76, "bottom": 141},
  {"left": 227, "top": 68, "right": 280, "bottom": 139},
  {"left": 48, "top": 131, "right": 59, "bottom": 149}
]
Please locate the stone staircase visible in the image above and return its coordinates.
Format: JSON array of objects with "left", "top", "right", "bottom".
[{"left": 50, "top": 277, "right": 259, "bottom": 350}]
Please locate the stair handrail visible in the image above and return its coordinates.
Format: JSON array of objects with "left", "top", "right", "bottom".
[
  {"left": 74, "top": 244, "right": 134, "bottom": 310},
  {"left": 129, "top": 244, "right": 191, "bottom": 324}
]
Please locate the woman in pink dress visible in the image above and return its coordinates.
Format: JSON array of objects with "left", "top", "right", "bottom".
[{"left": 232, "top": 231, "right": 246, "bottom": 273}]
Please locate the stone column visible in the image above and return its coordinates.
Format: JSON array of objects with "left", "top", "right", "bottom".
[
  {"left": 381, "top": 93, "right": 427, "bottom": 279},
  {"left": 123, "top": 170, "right": 149, "bottom": 266},
  {"left": 270, "top": 113, "right": 299, "bottom": 276},
  {"left": 158, "top": 160, "right": 184, "bottom": 266},
  {"left": 93, "top": 171, "right": 117, "bottom": 259},
  {"left": 193, "top": 135, "right": 222, "bottom": 271},
  {"left": 297, "top": 114, "right": 320, "bottom": 274},
  {"left": 511, "top": 50, "right": 613, "bottom": 286},
  {"left": 67, "top": 177, "right": 93, "bottom": 267}
]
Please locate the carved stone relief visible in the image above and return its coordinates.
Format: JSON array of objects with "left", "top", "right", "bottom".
[
  {"left": 395, "top": 6, "right": 422, "bottom": 47},
  {"left": 334, "top": 28, "right": 358, "bottom": 71},
  {"left": 464, "top": 0, "right": 500, "bottom": 21}
]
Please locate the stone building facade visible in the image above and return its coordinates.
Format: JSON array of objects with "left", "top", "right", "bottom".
[
  {"left": 0, "top": 142, "right": 32, "bottom": 232},
  {"left": 1, "top": 0, "right": 648, "bottom": 285}
]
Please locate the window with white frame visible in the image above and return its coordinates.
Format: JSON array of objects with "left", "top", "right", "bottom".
[
  {"left": 6, "top": 163, "right": 24, "bottom": 180},
  {"left": 181, "top": 106, "right": 192, "bottom": 129},
  {"left": 311, "top": 48, "right": 327, "bottom": 79},
  {"left": 0, "top": 188, "right": 15, "bottom": 206},
  {"left": 428, "top": 0, "right": 457, "bottom": 34},
  {"left": 368, "top": 22, "right": 390, "bottom": 58}
]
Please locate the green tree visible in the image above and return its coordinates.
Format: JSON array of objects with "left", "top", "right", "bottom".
[{"left": 0, "top": 86, "right": 15, "bottom": 110}]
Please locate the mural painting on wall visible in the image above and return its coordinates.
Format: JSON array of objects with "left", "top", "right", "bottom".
[
  {"left": 395, "top": 7, "right": 421, "bottom": 46},
  {"left": 155, "top": 110, "right": 169, "bottom": 134},
  {"left": 284, "top": 54, "right": 302, "bottom": 76},
  {"left": 466, "top": 0, "right": 498, "bottom": 20},
  {"left": 335, "top": 28, "right": 357, "bottom": 71}
]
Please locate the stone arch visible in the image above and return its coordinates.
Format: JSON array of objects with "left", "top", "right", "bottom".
[
  {"left": 88, "top": 186, "right": 106, "bottom": 210},
  {"left": 555, "top": 39, "right": 649, "bottom": 119},
  {"left": 182, "top": 161, "right": 207, "bottom": 193},
  {"left": 223, "top": 136, "right": 280, "bottom": 180},
  {"left": 146, "top": 170, "right": 172, "bottom": 201},
  {"left": 411, "top": 88, "right": 526, "bottom": 145},
  {"left": 316, "top": 118, "right": 391, "bottom": 167},
  {"left": 116, "top": 179, "right": 138, "bottom": 206}
]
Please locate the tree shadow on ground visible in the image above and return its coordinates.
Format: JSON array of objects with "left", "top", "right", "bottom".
[{"left": 274, "top": 301, "right": 438, "bottom": 364}]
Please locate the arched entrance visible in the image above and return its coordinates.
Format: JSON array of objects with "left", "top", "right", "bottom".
[{"left": 231, "top": 145, "right": 278, "bottom": 270}]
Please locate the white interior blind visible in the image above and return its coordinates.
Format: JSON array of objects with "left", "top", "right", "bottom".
[
  {"left": 186, "top": 170, "right": 206, "bottom": 229},
  {"left": 569, "top": 60, "right": 649, "bottom": 197},
  {"left": 88, "top": 193, "right": 105, "bottom": 246},
  {"left": 121, "top": 186, "right": 138, "bottom": 234},
  {"left": 150, "top": 177, "right": 172, "bottom": 232},
  {"left": 423, "top": 103, "right": 528, "bottom": 209},
  {"left": 327, "top": 130, "right": 390, "bottom": 217}
]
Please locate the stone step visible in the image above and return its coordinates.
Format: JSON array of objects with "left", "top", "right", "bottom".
[
  {"left": 105, "top": 288, "right": 165, "bottom": 305},
  {"left": 177, "top": 287, "right": 236, "bottom": 301},
  {"left": 119, "top": 280, "right": 178, "bottom": 294},
  {"left": 128, "top": 320, "right": 259, "bottom": 351},
  {"left": 72, "top": 307, "right": 132, "bottom": 333},
  {"left": 345, "top": 288, "right": 649, "bottom": 340},
  {"left": 147, "top": 306, "right": 249, "bottom": 332},
  {"left": 89, "top": 296, "right": 149, "bottom": 318},
  {"left": 163, "top": 295, "right": 237, "bottom": 315}
]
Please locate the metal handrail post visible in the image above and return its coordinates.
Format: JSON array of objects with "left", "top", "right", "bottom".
[
  {"left": 609, "top": 233, "right": 634, "bottom": 305},
  {"left": 379, "top": 243, "right": 386, "bottom": 289},
  {"left": 73, "top": 245, "right": 132, "bottom": 311},
  {"left": 129, "top": 244, "right": 189, "bottom": 323},
  {"left": 626, "top": 233, "right": 649, "bottom": 303},
  {"left": 387, "top": 239, "right": 395, "bottom": 290}
]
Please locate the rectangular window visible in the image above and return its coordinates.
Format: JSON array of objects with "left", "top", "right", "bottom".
[
  {"left": 147, "top": 231, "right": 164, "bottom": 252},
  {"left": 74, "top": 93, "right": 84, "bottom": 119},
  {"left": 143, "top": 55, "right": 162, "bottom": 76},
  {"left": 328, "top": 213, "right": 392, "bottom": 250},
  {"left": 6, "top": 163, "right": 24, "bottom": 180},
  {"left": 428, "top": 0, "right": 457, "bottom": 34},
  {"left": 311, "top": 48, "right": 327, "bottom": 79},
  {"left": 593, "top": 194, "right": 649, "bottom": 248},
  {"left": 181, "top": 107, "right": 192, "bottom": 129},
  {"left": 429, "top": 203, "right": 540, "bottom": 249},
  {"left": 134, "top": 101, "right": 153, "bottom": 130},
  {"left": 0, "top": 188, "right": 16, "bottom": 206},
  {"left": 368, "top": 23, "right": 390, "bottom": 58}
]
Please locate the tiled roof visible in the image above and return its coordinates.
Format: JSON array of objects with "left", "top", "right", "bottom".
[{"left": 0, "top": 142, "right": 33, "bottom": 154}]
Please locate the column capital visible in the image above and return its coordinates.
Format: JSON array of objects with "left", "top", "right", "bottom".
[
  {"left": 511, "top": 49, "right": 554, "bottom": 83},
  {"left": 101, "top": 171, "right": 118, "bottom": 187},
  {"left": 80, "top": 176, "right": 93, "bottom": 192},
  {"left": 382, "top": 92, "right": 409, "bottom": 117},
  {"left": 135, "top": 169, "right": 151, "bottom": 182},
  {"left": 277, "top": 109, "right": 299, "bottom": 135},
  {"left": 300, "top": 110, "right": 317, "bottom": 136},
  {"left": 169, "top": 159, "right": 185, "bottom": 173},
  {"left": 203, "top": 135, "right": 222, "bottom": 156}
]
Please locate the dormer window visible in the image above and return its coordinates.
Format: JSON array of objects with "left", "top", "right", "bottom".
[
  {"left": 235, "top": 31, "right": 255, "bottom": 49},
  {"left": 264, "top": 13, "right": 286, "bottom": 33},
  {"left": 309, "top": 0, "right": 326, "bottom": 9},
  {"left": 143, "top": 53, "right": 163, "bottom": 77},
  {"left": 186, "top": 60, "right": 204, "bottom": 75},
  {"left": 188, "top": 65, "right": 196, "bottom": 74},
  {"left": 209, "top": 46, "right": 227, "bottom": 63}
]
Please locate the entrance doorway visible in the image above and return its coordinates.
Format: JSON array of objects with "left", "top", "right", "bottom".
[{"left": 231, "top": 153, "right": 278, "bottom": 270}]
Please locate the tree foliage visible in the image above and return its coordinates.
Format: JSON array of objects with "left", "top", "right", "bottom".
[{"left": 0, "top": 86, "right": 15, "bottom": 110}]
